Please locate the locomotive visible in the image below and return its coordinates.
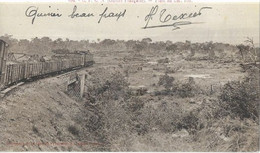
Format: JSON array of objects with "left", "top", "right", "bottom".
[{"left": 0, "top": 39, "right": 94, "bottom": 89}]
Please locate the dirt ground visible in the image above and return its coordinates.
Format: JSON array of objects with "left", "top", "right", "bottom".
[
  {"left": 0, "top": 49, "right": 258, "bottom": 151},
  {"left": 0, "top": 69, "right": 108, "bottom": 151},
  {"left": 94, "top": 50, "right": 245, "bottom": 91}
]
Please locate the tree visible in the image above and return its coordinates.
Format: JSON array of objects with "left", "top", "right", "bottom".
[
  {"left": 237, "top": 44, "right": 250, "bottom": 62},
  {"left": 166, "top": 44, "right": 177, "bottom": 52},
  {"left": 18, "top": 39, "right": 30, "bottom": 53},
  {"left": 166, "top": 40, "right": 173, "bottom": 46},
  {"left": 125, "top": 40, "right": 136, "bottom": 50},
  {"left": 141, "top": 38, "right": 152, "bottom": 44},
  {"left": 244, "top": 37, "right": 259, "bottom": 63},
  {"left": 201, "top": 41, "right": 215, "bottom": 59},
  {"left": 158, "top": 73, "right": 175, "bottom": 91},
  {"left": 237, "top": 37, "right": 259, "bottom": 63},
  {"left": 100, "top": 39, "right": 116, "bottom": 50},
  {"left": 133, "top": 42, "right": 145, "bottom": 52}
]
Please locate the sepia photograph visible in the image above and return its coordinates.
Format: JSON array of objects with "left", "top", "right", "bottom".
[{"left": 0, "top": 2, "right": 259, "bottom": 152}]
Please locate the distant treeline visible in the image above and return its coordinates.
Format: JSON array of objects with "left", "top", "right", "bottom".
[{"left": 0, "top": 34, "right": 241, "bottom": 56}]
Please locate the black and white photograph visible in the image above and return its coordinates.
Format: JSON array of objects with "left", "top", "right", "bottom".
[{"left": 0, "top": 2, "right": 259, "bottom": 151}]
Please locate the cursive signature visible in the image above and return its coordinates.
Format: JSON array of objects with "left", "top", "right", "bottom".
[{"left": 142, "top": 5, "right": 212, "bottom": 30}]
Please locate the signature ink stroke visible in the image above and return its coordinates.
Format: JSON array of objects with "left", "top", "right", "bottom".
[
  {"left": 142, "top": 5, "right": 212, "bottom": 30},
  {"left": 25, "top": 6, "right": 62, "bottom": 24},
  {"left": 98, "top": 7, "right": 126, "bottom": 23},
  {"left": 68, "top": 5, "right": 95, "bottom": 18}
]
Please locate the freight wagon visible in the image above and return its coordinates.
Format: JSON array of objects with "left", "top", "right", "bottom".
[{"left": 0, "top": 39, "right": 94, "bottom": 89}]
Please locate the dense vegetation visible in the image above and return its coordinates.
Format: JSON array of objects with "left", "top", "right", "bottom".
[
  {"left": 1, "top": 34, "right": 238, "bottom": 55},
  {"left": 79, "top": 65, "right": 259, "bottom": 151},
  {"left": 1, "top": 34, "right": 259, "bottom": 151}
]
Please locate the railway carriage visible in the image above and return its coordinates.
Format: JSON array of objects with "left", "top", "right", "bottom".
[{"left": 0, "top": 39, "right": 94, "bottom": 89}]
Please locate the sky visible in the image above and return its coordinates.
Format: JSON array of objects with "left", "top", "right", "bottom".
[{"left": 0, "top": 3, "right": 259, "bottom": 45}]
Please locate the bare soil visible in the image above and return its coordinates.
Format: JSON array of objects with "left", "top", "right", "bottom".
[{"left": 0, "top": 69, "right": 106, "bottom": 151}]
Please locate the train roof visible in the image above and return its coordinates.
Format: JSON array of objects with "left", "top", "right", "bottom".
[
  {"left": 74, "top": 50, "right": 91, "bottom": 54},
  {"left": 52, "top": 49, "right": 91, "bottom": 55}
]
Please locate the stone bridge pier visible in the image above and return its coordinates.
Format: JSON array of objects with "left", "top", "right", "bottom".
[{"left": 66, "top": 72, "right": 87, "bottom": 98}]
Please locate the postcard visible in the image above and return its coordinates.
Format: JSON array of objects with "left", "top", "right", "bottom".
[{"left": 0, "top": 1, "right": 259, "bottom": 152}]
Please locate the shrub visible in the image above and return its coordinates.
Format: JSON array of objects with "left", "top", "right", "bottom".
[
  {"left": 68, "top": 125, "right": 80, "bottom": 136},
  {"left": 84, "top": 68, "right": 135, "bottom": 143},
  {"left": 124, "top": 97, "right": 145, "bottom": 113},
  {"left": 176, "top": 112, "right": 201, "bottom": 134},
  {"left": 158, "top": 73, "right": 174, "bottom": 91},
  {"left": 32, "top": 126, "right": 39, "bottom": 134},
  {"left": 157, "top": 58, "right": 169, "bottom": 63},
  {"left": 157, "top": 75, "right": 200, "bottom": 98},
  {"left": 175, "top": 82, "right": 195, "bottom": 98},
  {"left": 86, "top": 69, "right": 130, "bottom": 103},
  {"left": 137, "top": 101, "right": 182, "bottom": 133},
  {"left": 219, "top": 68, "right": 259, "bottom": 121}
]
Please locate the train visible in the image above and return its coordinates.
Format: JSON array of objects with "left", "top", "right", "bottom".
[{"left": 0, "top": 39, "right": 94, "bottom": 89}]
